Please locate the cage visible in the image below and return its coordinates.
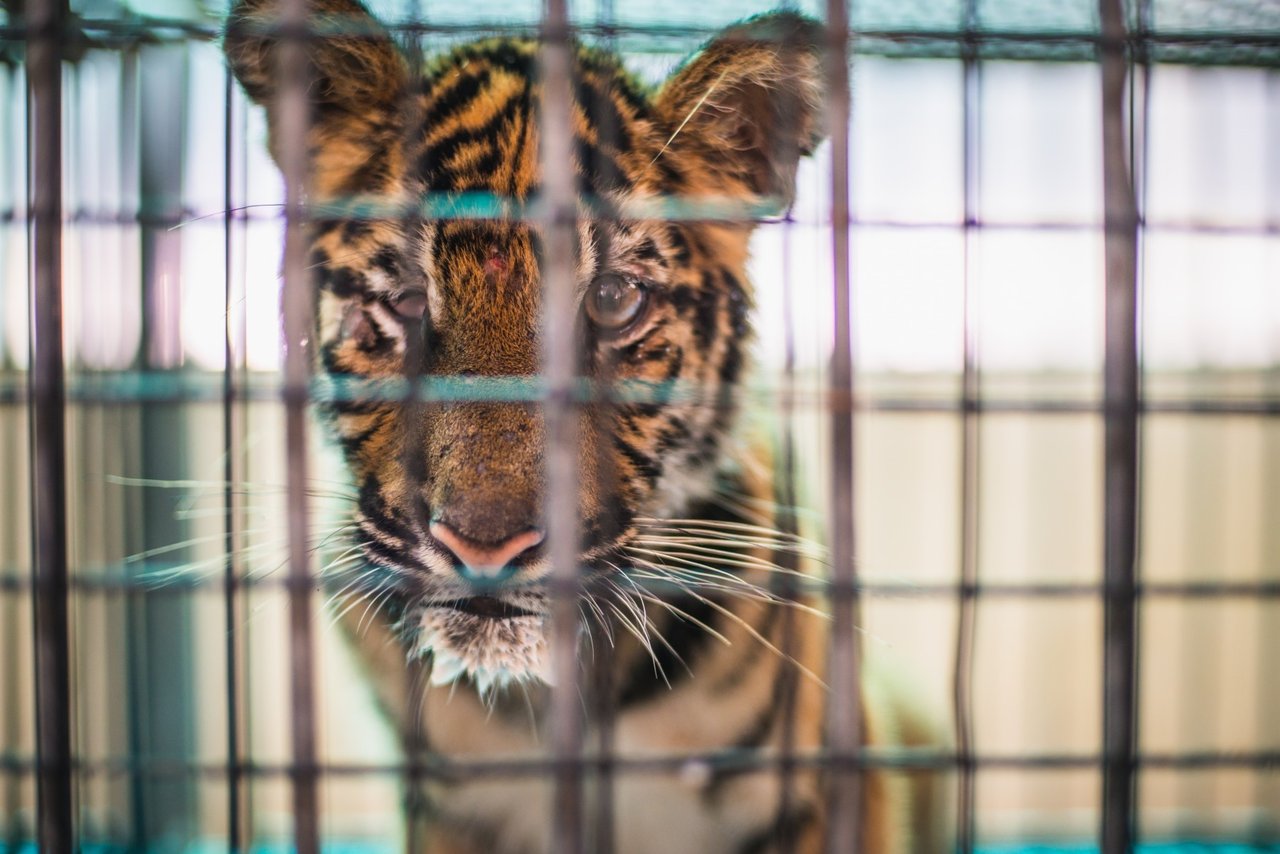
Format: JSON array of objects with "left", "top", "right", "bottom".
[{"left": 2, "top": 0, "right": 1279, "bottom": 851}]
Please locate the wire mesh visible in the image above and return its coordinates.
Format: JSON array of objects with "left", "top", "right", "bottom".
[{"left": 3, "top": 0, "right": 1279, "bottom": 851}]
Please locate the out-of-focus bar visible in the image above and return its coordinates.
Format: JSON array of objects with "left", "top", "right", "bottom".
[
  {"left": 25, "top": 0, "right": 74, "bottom": 850},
  {"left": 221, "top": 64, "right": 246, "bottom": 853},
  {"left": 539, "top": 0, "right": 585, "bottom": 852},
  {"left": 1098, "top": 0, "right": 1141, "bottom": 851},
  {"left": 822, "top": 0, "right": 861, "bottom": 851},
  {"left": 276, "top": 0, "right": 320, "bottom": 850},
  {"left": 953, "top": 0, "right": 981, "bottom": 849}
]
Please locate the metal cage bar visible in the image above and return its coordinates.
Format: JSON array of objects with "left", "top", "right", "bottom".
[
  {"left": 221, "top": 57, "right": 246, "bottom": 853},
  {"left": 823, "top": 0, "right": 862, "bottom": 851},
  {"left": 277, "top": 0, "right": 321, "bottom": 848},
  {"left": 25, "top": 0, "right": 73, "bottom": 849},
  {"left": 953, "top": 0, "right": 982, "bottom": 847},
  {"left": 540, "top": 0, "right": 586, "bottom": 851},
  {"left": 1099, "top": 0, "right": 1142, "bottom": 849}
]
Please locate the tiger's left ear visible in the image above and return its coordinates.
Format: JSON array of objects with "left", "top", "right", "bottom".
[{"left": 654, "top": 12, "right": 826, "bottom": 212}]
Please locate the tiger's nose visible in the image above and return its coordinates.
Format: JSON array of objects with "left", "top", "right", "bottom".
[{"left": 429, "top": 522, "right": 545, "bottom": 583}]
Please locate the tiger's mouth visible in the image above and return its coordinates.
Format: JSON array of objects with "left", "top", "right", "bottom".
[
  {"left": 414, "top": 589, "right": 553, "bottom": 691},
  {"left": 436, "top": 596, "right": 541, "bottom": 620}
]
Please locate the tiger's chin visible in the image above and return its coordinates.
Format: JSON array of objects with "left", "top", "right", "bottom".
[{"left": 415, "top": 599, "right": 553, "bottom": 695}]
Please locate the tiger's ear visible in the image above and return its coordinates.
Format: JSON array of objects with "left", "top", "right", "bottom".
[
  {"left": 224, "top": 0, "right": 409, "bottom": 155},
  {"left": 654, "top": 13, "right": 826, "bottom": 211}
]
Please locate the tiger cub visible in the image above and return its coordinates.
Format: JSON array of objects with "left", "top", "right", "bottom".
[{"left": 225, "top": 1, "right": 945, "bottom": 850}]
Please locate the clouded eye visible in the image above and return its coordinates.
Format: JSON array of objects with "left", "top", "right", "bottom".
[{"left": 585, "top": 274, "right": 648, "bottom": 334}]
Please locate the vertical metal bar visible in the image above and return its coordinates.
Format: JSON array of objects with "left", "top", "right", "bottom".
[
  {"left": 1128, "top": 0, "right": 1151, "bottom": 842},
  {"left": 118, "top": 45, "right": 149, "bottom": 845},
  {"left": 1253, "top": 19, "right": 1279, "bottom": 842},
  {"left": 278, "top": 0, "right": 320, "bottom": 849},
  {"left": 222, "top": 63, "right": 244, "bottom": 854},
  {"left": 823, "top": 0, "right": 861, "bottom": 851},
  {"left": 25, "top": 0, "right": 73, "bottom": 850},
  {"left": 1098, "top": 0, "right": 1140, "bottom": 851},
  {"left": 539, "top": 0, "right": 583, "bottom": 851},
  {"left": 772, "top": 26, "right": 806, "bottom": 854},
  {"left": 580, "top": 20, "right": 619, "bottom": 850},
  {"left": 134, "top": 40, "right": 198, "bottom": 845},
  {"left": 953, "top": 1, "right": 981, "bottom": 850}
]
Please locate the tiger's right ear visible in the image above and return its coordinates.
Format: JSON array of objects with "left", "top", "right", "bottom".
[{"left": 224, "top": 0, "right": 408, "bottom": 154}]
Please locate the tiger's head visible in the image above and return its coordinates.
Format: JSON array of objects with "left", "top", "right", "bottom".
[{"left": 225, "top": 0, "right": 824, "bottom": 690}]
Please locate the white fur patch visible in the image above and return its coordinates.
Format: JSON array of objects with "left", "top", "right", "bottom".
[{"left": 416, "top": 607, "right": 554, "bottom": 694}]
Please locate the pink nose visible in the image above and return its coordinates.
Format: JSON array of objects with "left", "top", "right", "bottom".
[{"left": 429, "top": 522, "right": 545, "bottom": 580}]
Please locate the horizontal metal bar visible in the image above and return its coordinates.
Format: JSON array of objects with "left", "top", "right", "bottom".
[
  {"left": 12, "top": 204, "right": 1280, "bottom": 237},
  {"left": 5, "top": 572, "right": 1280, "bottom": 599},
  {"left": 2, "top": 17, "right": 1278, "bottom": 49},
  {"left": 2, "top": 749, "right": 1276, "bottom": 782},
  {"left": 2, "top": 373, "right": 1280, "bottom": 416}
]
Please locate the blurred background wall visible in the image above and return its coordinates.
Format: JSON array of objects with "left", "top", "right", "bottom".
[{"left": 1, "top": 0, "right": 1277, "bottom": 848}]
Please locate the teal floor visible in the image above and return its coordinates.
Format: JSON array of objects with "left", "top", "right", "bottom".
[
  {"left": 20, "top": 843, "right": 1278, "bottom": 853},
  {"left": 979, "top": 847, "right": 1280, "bottom": 854}
]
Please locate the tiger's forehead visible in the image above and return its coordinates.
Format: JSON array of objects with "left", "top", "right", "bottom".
[
  {"left": 410, "top": 38, "right": 660, "bottom": 198},
  {"left": 415, "top": 216, "right": 672, "bottom": 317}
]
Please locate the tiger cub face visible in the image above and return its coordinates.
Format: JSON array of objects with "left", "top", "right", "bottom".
[{"left": 225, "top": 0, "right": 823, "bottom": 689}]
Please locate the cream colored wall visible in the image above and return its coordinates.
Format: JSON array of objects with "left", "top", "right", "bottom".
[{"left": 844, "top": 376, "right": 1280, "bottom": 842}]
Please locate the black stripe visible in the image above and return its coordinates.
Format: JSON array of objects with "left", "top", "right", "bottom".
[
  {"left": 582, "top": 504, "right": 631, "bottom": 554},
  {"left": 719, "top": 335, "right": 743, "bottom": 386},
  {"left": 575, "top": 137, "right": 628, "bottom": 195},
  {"left": 319, "top": 342, "right": 352, "bottom": 376},
  {"left": 653, "top": 417, "right": 691, "bottom": 454},
  {"left": 320, "top": 266, "right": 365, "bottom": 299},
  {"left": 612, "top": 434, "right": 662, "bottom": 483},
  {"left": 457, "top": 41, "right": 536, "bottom": 78},
  {"left": 618, "top": 330, "right": 661, "bottom": 364},
  {"left": 359, "top": 476, "right": 417, "bottom": 544},
  {"left": 342, "top": 218, "right": 373, "bottom": 241},
  {"left": 503, "top": 79, "right": 535, "bottom": 195},
  {"left": 420, "top": 109, "right": 525, "bottom": 191},
  {"left": 615, "top": 591, "right": 721, "bottom": 708},
  {"left": 723, "top": 269, "right": 750, "bottom": 337},
  {"left": 575, "top": 76, "right": 630, "bottom": 152},
  {"left": 735, "top": 803, "right": 817, "bottom": 854},
  {"left": 328, "top": 396, "right": 386, "bottom": 416},
  {"left": 313, "top": 218, "right": 345, "bottom": 240},
  {"left": 634, "top": 237, "right": 663, "bottom": 265},
  {"left": 667, "top": 280, "right": 721, "bottom": 355},
  {"left": 462, "top": 146, "right": 506, "bottom": 188},
  {"left": 336, "top": 416, "right": 385, "bottom": 459},
  {"left": 666, "top": 226, "right": 692, "bottom": 265},
  {"left": 359, "top": 530, "right": 427, "bottom": 574},
  {"left": 662, "top": 347, "right": 685, "bottom": 381},
  {"left": 623, "top": 401, "right": 662, "bottom": 420},
  {"left": 694, "top": 272, "right": 722, "bottom": 352},
  {"left": 339, "top": 143, "right": 393, "bottom": 193},
  {"left": 420, "top": 67, "right": 492, "bottom": 131},
  {"left": 651, "top": 151, "right": 686, "bottom": 189},
  {"left": 371, "top": 247, "right": 400, "bottom": 279}
]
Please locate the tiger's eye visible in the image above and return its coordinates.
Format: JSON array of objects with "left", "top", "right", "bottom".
[{"left": 585, "top": 274, "right": 647, "bottom": 333}]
